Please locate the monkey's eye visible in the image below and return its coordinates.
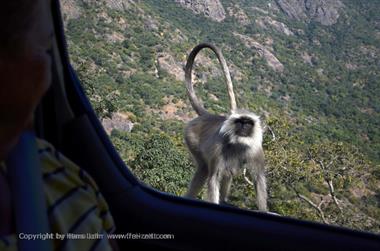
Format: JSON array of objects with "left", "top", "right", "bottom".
[
  {"left": 235, "top": 118, "right": 252, "bottom": 124},
  {"left": 241, "top": 118, "right": 254, "bottom": 126},
  {"left": 246, "top": 120, "right": 254, "bottom": 126}
]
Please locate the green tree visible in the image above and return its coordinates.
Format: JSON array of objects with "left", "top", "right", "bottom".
[
  {"left": 131, "top": 133, "right": 193, "bottom": 195},
  {"left": 76, "top": 62, "right": 118, "bottom": 119}
]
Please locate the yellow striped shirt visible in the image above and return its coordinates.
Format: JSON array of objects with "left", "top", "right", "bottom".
[{"left": 0, "top": 139, "right": 115, "bottom": 251}]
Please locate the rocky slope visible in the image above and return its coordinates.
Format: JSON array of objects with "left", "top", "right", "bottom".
[
  {"left": 173, "top": 0, "right": 344, "bottom": 26},
  {"left": 234, "top": 32, "right": 284, "bottom": 72},
  {"left": 275, "top": 0, "right": 344, "bottom": 25},
  {"left": 174, "top": 0, "right": 226, "bottom": 22}
]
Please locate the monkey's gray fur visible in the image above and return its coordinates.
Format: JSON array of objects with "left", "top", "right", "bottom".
[{"left": 184, "top": 43, "right": 267, "bottom": 211}]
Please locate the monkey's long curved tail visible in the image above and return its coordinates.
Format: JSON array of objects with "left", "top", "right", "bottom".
[{"left": 185, "top": 43, "right": 237, "bottom": 116}]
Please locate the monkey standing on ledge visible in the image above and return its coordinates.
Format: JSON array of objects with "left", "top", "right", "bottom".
[{"left": 183, "top": 43, "right": 267, "bottom": 211}]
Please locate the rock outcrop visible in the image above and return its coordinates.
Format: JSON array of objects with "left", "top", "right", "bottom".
[
  {"left": 256, "top": 16, "right": 294, "bottom": 36},
  {"left": 301, "top": 51, "right": 313, "bottom": 66},
  {"left": 227, "top": 4, "right": 250, "bottom": 25},
  {"left": 102, "top": 112, "right": 134, "bottom": 134},
  {"left": 275, "top": 0, "right": 343, "bottom": 26},
  {"left": 81, "top": 0, "right": 133, "bottom": 10},
  {"left": 107, "top": 0, "right": 133, "bottom": 11},
  {"left": 157, "top": 53, "right": 185, "bottom": 81},
  {"left": 61, "top": 0, "right": 81, "bottom": 21},
  {"left": 175, "top": 0, "right": 226, "bottom": 22},
  {"left": 234, "top": 33, "right": 284, "bottom": 72}
]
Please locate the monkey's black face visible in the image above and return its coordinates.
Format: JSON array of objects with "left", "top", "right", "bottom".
[{"left": 234, "top": 117, "right": 254, "bottom": 137}]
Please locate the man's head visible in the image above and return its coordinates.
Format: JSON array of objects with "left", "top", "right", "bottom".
[{"left": 0, "top": 0, "right": 53, "bottom": 160}]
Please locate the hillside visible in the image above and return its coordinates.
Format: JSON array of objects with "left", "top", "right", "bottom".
[{"left": 61, "top": 0, "right": 380, "bottom": 233}]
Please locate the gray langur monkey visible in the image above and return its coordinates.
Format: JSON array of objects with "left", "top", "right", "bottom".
[{"left": 183, "top": 43, "right": 267, "bottom": 211}]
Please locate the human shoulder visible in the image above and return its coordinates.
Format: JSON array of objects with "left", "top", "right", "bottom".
[
  {"left": 36, "top": 139, "right": 115, "bottom": 250},
  {"left": 36, "top": 139, "right": 99, "bottom": 191}
]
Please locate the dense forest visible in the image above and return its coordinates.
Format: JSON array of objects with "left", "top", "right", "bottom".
[{"left": 62, "top": 0, "right": 380, "bottom": 233}]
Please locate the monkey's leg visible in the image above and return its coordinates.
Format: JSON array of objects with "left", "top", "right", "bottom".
[
  {"left": 207, "top": 161, "right": 223, "bottom": 204},
  {"left": 207, "top": 174, "right": 220, "bottom": 204},
  {"left": 185, "top": 164, "right": 208, "bottom": 199},
  {"left": 220, "top": 175, "right": 232, "bottom": 203},
  {"left": 185, "top": 150, "right": 208, "bottom": 198},
  {"left": 254, "top": 168, "right": 268, "bottom": 211}
]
